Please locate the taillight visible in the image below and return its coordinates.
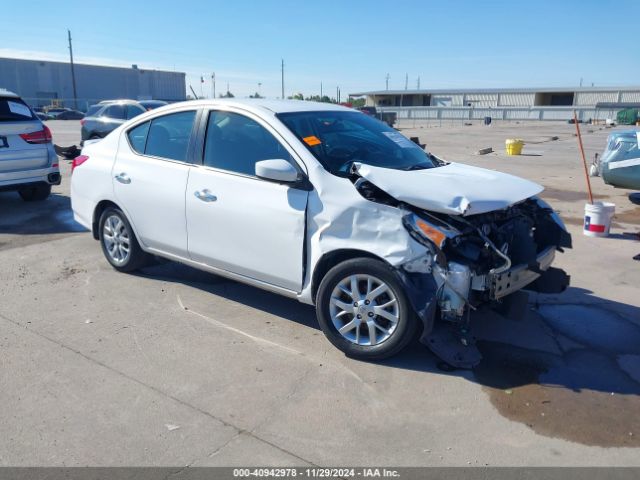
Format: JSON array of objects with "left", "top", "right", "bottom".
[
  {"left": 71, "top": 155, "right": 89, "bottom": 173},
  {"left": 19, "top": 125, "right": 52, "bottom": 144},
  {"left": 80, "top": 119, "right": 86, "bottom": 126}
]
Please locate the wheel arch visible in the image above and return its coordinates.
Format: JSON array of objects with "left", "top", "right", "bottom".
[
  {"left": 92, "top": 200, "right": 122, "bottom": 240},
  {"left": 310, "top": 249, "right": 389, "bottom": 303}
]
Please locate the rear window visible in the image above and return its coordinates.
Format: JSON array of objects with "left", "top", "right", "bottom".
[
  {"left": 0, "top": 96, "right": 35, "bottom": 122},
  {"left": 86, "top": 105, "right": 102, "bottom": 117}
]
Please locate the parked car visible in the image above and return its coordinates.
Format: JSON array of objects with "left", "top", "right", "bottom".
[
  {"left": 35, "top": 111, "right": 55, "bottom": 121},
  {"left": 591, "top": 130, "right": 640, "bottom": 190},
  {"left": 71, "top": 100, "right": 571, "bottom": 366},
  {"left": 0, "top": 90, "right": 60, "bottom": 201},
  {"left": 80, "top": 100, "right": 146, "bottom": 144},
  {"left": 139, "top": 100, "right": 168, "bottom": 111},
  {"left": 55, "top": 109, "right": 85, "bottom": 120},
  {"left": 46, "top": 107, "right": 71, "bottom": 117}
]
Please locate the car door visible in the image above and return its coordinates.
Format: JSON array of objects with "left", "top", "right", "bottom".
[
  {"left": 186, "top": 109, "right": 309, "bottom": 291},
  {"left": 112, "top": 109, "right": 198, "bottom": 257}
]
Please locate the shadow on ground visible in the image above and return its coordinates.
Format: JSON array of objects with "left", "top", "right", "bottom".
[
  {"left": 137, "top": 260, "right": 640, "bottom": 448},
  {"left": 0, "top": 192, "right": 86, "bottom": 235}
]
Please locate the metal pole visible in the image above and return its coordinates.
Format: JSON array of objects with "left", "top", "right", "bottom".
[
  {"left": 573, "top": 110, "right": 594, "bottom": 204},
  {"left": 385, "top": 73, "right": 389, "bottom": 90},
  {"left": 320, "top": 81, "right": 323, "bottom": 99},
  {"left": 67, "top": 29, "right": 78, "bottom": 110},
  {"left": 211, "top": 72, "right": 215, "bottom": 98},
  {"left": 281, "top": 59, "right": 285, "bottom": 99}
]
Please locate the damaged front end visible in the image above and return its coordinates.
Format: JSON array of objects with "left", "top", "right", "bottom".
[{"left": 355, "top": 177, "right": 572, "bottom": 368}]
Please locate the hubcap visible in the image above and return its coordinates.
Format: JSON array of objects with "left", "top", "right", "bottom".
[
  {"left": 102, "top": 214, "right": 131, "bottom": 265},
  {"left": 329, "top": 274, "right": 399, "bottom": 346}
]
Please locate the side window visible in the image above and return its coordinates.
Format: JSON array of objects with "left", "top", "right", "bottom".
[
  {"left": 126, "top": 105, "right": 144, "bottom": 120},
  {"left": 203, "top": 111, "right": 294, "bottom": 176},
  {"left": 127, "top": 121, "right": 150, "bottom": 154},
  {"left": 145, "top": 111, "right": 195, "bottom": 162},
  {"left": 103, "top": 105, "right": 125, "bottom": 119}
]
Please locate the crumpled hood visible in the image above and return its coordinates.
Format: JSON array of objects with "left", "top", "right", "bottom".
[{"left": 353, "top": 162, "right": 543, "bottom": 216}]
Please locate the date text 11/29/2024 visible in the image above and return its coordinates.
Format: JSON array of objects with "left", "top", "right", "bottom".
[{"left": 233, "top": 468, "right": 400, "bottom": 478}]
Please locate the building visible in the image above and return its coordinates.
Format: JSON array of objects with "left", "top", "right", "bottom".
[
  {"left": 350, "top": 86, "right": 640, "bottom": 122},
  {"left": 0, "top": 57, "right": 186, "bottom": 111}
]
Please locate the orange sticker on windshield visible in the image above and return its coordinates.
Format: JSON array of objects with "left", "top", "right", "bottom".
[{"left": 303, "top": 135, "right": 321, "bottom": 146}]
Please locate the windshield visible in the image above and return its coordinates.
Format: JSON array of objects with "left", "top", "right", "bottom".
[{"left": 277, "top": 110, "right": 437, "bottom": 176}]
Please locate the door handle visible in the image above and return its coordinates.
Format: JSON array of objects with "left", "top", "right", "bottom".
[
  {"left": 194, "top": 189, "right": 217, "bottom": 202},
  {"left": 115, "top": 173, "right": 131, "bottom": 184}
]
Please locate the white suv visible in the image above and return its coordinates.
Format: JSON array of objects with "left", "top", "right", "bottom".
[
  {"left": 71, "top": 99, "right": 571, "bottom": 366},
  {"left": 0, "top": 90, "right": 60, "bottom": 201}
]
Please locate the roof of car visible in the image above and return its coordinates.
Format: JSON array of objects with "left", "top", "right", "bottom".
[
  {"left": 168, "top": 98, "right": 354, "bottom": 115},
  {"left": 98, "top": 99, "right": 144, "bottom": 105},
  {"left": 0, "top": 88, "right": 19, "bottom": 98}
]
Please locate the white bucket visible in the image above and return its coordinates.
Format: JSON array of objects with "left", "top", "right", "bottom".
[{"left": 583, "top": 202, "right": 615, "bottom": 237}]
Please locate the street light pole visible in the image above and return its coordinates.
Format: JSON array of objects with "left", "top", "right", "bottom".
[{"left": 67, "top": 29, "right": 78, "bottom": 110}]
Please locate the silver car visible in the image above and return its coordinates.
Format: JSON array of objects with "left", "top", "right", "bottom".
[{"left": 0, "top": 89, "right": 60, "bottom": 201}]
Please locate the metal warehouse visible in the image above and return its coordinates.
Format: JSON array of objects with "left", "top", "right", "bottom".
[
  {"left": 350, "top": 86, "right": 640, "bottom": 122},
  {"left": 0, "top": 57, "right": 186, "bottom": 110}
]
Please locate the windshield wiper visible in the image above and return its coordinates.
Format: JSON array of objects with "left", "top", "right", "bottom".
[{"left": 402, "top": 164, "right": 430, "bottom": 171}]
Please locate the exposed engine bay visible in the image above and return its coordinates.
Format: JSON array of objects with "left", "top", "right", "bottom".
[{"left": 352, "top": 172, "right": 572, "bottom": 368}]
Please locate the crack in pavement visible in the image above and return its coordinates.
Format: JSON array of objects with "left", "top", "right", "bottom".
[{"left": 0, "top": 311, "right": 316, "bottom": 467}]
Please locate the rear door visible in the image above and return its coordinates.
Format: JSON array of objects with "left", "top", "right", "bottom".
[
  {"left": 112, "top": 109, "right": 199, "bottom": 257},
  {"left": 0, "top": 96, "right": 49, "bottom": 173},
  {"left": 95, "top": 104, "right": 127, "bottom": 136}
]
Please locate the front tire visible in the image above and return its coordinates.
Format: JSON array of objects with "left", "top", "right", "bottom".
[
  {"left": 98, "top": 207, "right": 150, "bottom": 272},
  {"left": 316, "top": 258, "right": 418, "bottom": 360},
  {"left": 18, "top": 184, "right": 51, "bottom": 201}
]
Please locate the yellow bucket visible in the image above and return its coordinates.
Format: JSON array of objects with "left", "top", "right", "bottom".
[{"left": 505, "top": 138, "right": 524, "bottom": 155}]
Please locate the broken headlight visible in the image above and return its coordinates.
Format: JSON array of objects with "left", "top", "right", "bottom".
[{"left": 402, "top": 213, "right": 460, "bottom": 249}]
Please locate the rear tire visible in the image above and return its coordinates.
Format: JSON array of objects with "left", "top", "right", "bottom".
[
  {"left": 98, "top": 207, "right": 150, "bottom": 272},
  {"left": 18, "top": 184, "right": 51, "bottom": 201},
  {"left": 316, "top": 257, "right": 418, "bottom": 360}
]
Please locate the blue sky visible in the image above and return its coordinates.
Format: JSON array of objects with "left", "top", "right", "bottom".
[{"left": 2, "top": 0, "right": 639, "bottom": 98}]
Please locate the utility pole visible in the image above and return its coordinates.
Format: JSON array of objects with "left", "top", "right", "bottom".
[
  {"left": 336, "top": 86, "right": 340, "bottom": 104},
  {"left": 67, "top": 29, "right": 78, "bottom": 110},
  {"left": 211, "top": 72, "right": 216, "bottom": 98},
  {"left": 405, "top": 73, "right": 408, "bottom": 90},
  {"left": 320, "top": 81, "right": 323, "bottom": 99},
  {"left": 385, "top": 73, "right": 390, "bottom": 90},
  {"left": 281, "top": 59, "right": 285, "bottom": 99},
  {"left": 258, "top": 82, "right": 262, "bottom": 97},
  {"left": 417, "top": 76, "right": 420, "bottom": 89}
]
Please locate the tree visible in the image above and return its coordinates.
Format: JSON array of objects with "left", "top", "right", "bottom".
[
  {"left": 350, "top": 97, "right": 366, "bottom": 108},
  {"left": 219, "top": 91, "right": 235, "bottom": 98},
  {"left": 249, "top": 92, "right": 263, "bottom": 98},
  {"left": 287, "top": 93, "right": 304, "bottom": 100}
]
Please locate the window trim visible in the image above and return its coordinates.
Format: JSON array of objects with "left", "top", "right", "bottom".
[
  {"left": 124, "top": 108, "right": 202, "bottom": 165},
  {"left": 194, "top": 106, "right": 309, "bottom": 182}
]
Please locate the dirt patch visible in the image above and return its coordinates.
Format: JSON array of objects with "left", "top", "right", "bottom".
[
  {"left": 475, "top": 341, "right": 640, "bottom": 447},
  {"left": 540, "top": 188, "right": 606, "bottom": 203},
  {"left": 614, "top": 207, "right": 640, "bottom": 225}
]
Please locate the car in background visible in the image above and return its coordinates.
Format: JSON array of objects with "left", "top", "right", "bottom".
[
  {"left": 0, "top": 90, "right": 60, "bottom": 201},
  {"left": 55, "top": 109, "right": 85, "bottom": 120},
  {"left": 35, "top": 111, "right": 55, "bottom": 121},
  {"left": 71, "top": 99, "right": 571, "bottom": 366},
  {"left": 139, "top": 100, "right": 168, "bottom": 111},
  {"left": 80, "top": 100, "right": 146, "bottom": 144},
  {"left": 47, "top": 107, "right": 71, "bottom": 117}
]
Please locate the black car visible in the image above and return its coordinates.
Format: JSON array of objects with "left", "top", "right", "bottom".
[
  {"left": 55, "top": 110, "right": 85, "bottom": 120},
  {"left": 139, "top": 99, "right": 168, "bottom": 111},
  {"left": 80, "top": 100, "right": 146, "bottom": 143}
]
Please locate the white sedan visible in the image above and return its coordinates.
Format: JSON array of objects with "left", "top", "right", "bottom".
[{"left": 71, "top": 99, "right": 571, "bottom": 366}]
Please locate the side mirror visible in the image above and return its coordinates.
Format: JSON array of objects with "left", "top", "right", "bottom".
[{"left": 255, "top": 159, "right": 299, "bottom": 183}]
